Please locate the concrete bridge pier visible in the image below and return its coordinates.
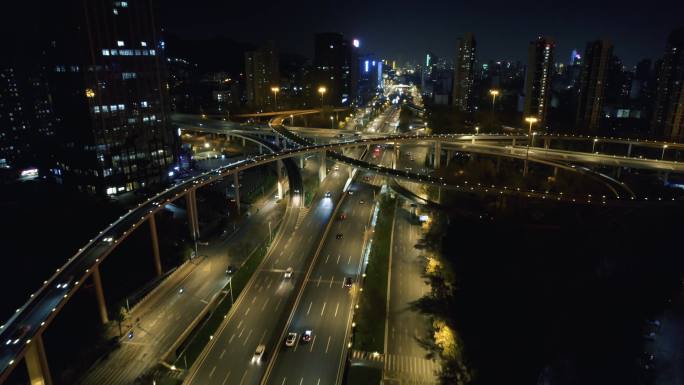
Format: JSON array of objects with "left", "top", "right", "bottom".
[
  {"left": 434, "top": 142, "right": 441, "bottom": 169},
  {"left": 544, "top": 138, "right": 550, "bottom": 149},
  {"left": 319, "top": 151, "right": 327, "bottom": 182},
  {"left": 186, "top": 189, "right": 200, "bottom": 241},
  {"left": 627, "top": 143, "right": 633, "bottom": 157},
  {"left": 277, "top": 160, "right": 284, "bottom": 199},
  {"left": 446, "top": 150, "right": 452, "bottom": 166},
  {"left": 25, "top": 334, "right": 53, "bottom": 385},
  {"left": 299, "top": 156, "right": 305, "bottom": 169},
  {"left": 393, "top": 146, "right": 399, "bottom": 169},
  {"left": 92, "top": 265, "right": 108, "bottom": 324},
  {"left": 148, "top": 214, "right": 162, "bottom": 276},
  {"left": 233, "top": 173, "right": 241, "bottom": 215},
  {"left": 512, "top": 138, "right": 516, "bottom": 146},
  {"left": 242, "top": 137, "right": 246, "bottom": 147}
]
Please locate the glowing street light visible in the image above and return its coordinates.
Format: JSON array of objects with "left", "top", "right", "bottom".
[
  {"left": 318, "top": 86, "right": 327, "bottom": 108},
  {"left": 290, "top": 114, "right": 294, "bottom": 125},
  {"left": 592, "top": 138, "right": 599, "bottom": 153},
  {"left": 330, "top": 115, "right": 334, "bottom": 129},
  {"left": 271, "top": 86, "right": 280, "bottom": 111},
  {"left": 489, "top": 89, "right": 500, "bottom": 110},
  {"left": 662, "top": 144, "right": 668, "bottom": 160},
  {"left": 524, "top": 116, "right": 539, "bottom": 176}
]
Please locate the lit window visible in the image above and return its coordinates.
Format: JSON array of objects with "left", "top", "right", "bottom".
[
  {"left": 117, "top": 40, "right": 125, "bottom": 47},
  {"left": 140, "top": 101, "right": 148, "bottom": 107},
  {"left": 149, "top": 49, "right": 156, "bottom": 55},
  {"left": 102, "top": 49, "right": 110, "bottom": 56},
  {"left": 121, "top": 1, "right": 127, "bottom": 6},
  {"left": 110, "top": 50, "right": 118, "bottom": 56},
  {"left": 122, "top": 72, "right": 137, "bottom": 80},
  {"left": 118, "top": 104, "right": 125, "bottom": 110},
  {"left": 94, "top": 106, "right": 100, "bottom": 113},
  {"left": 113, "top": 9, "right": 118, "bottom": 15},
  {"left": 111, "top": 105, "right": 118, "bottom": 111},
  {"left": 141, "top": 41, "right": 147, "bottom": 47}
]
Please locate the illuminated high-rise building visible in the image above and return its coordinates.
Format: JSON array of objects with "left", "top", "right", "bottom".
[
  {"left": 651, "top": 27, "right": 684, "bottom": 140},
  {"left": 451, "top": 33, "right": 477, "bottom": 112},
  {"left": 313, "top": 33, "right": 353, "bottom": 106},
  {"left": 41, "top": 0, "right": 177, "bottom": 195},
  {"left": 575, "top": 39, "right": 613, "bottom": 133},
  {"left": 245, "top": 41, "right": 279, "bottom": 110},
  {"left": 523, "top": 36, "right": 555, "bottom": 126}
]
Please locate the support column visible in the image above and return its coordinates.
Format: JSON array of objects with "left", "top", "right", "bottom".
[
  {"left": 299, "top": 156, "right": 304, "bottom": 169},
  {"left": 496, "top": 156, "right": 501, "bottom": 173},
  {"left": 92, "top": 265, "right": 109, "bottom": 325},
  {"left": 149, "top": 214, "right": 162, "bottom": 277},
  {"left": 25, "top": 334, "right": 53, "bottom": 385},
  {"left": 615, "top": 167, "right": 622, "bottom": 179},
  {"left": 393, "top": 146, "right": 399, "bottom": 169},
  {"left": 553, "top": 167, "right": 558, "bottom": 178},
  {"left": 434, "top": 142, "right": 441, "bottom": 169},
  {"left": 277, "top": 160, "right": 284, "bottom": 199},
  {"left": 512, "top": 138, "right": 516, "bottom": 146},
  {"left": 446, "top": 150, "right": 452, "bottom": 166},
  {"left": 259, "top": 144, "right": 263, "bottom": 155},
  {"left": 233, "top": 173, "right": 241, "bottom": 215},
  {"left": 186, "top": 190, "right": 198, "bottom": 240},
  {"left": 242, "top": 137, "right": 246, "bottom": 147},
  {"left": 627, "top": 143, "right": 633, "bottom": 157},
  {"left": 544, "top": 138, "right": 550, "bottom": 149},
  {"left": 319, "top": 151, "right": 327, "bottom": 182}
]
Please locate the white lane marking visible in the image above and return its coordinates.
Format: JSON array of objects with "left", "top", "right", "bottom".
[
  {"left": 238, "top": 371, "right": 248, "bottom": 385},
  {"left": 317, "top": 275, "right": 322, "bottom": 287},
  {"left": 229, "top": 333, "right": 236, "bottom": 344},
  {"left": 251, "top": 296, "right": 257, "bottom": 304},
  {"left": 221, "top": 371, "right": 232, "bottom": 385},
  {"left": 309, "top": 335, "right": 317, "bottom": 352},
  {"left": 316, "top": 379, "right": 320, "bottom": 385},
  {"left": 299, "top": 378, "right": 303, "bottom": 385},
  {"left": 210, "top": 366, "right": 217, "bottom": 378},
  {"left": 238, "top": 328, "right": 244, "bottom": 338},
  {"left": 280, "top": 378, "right": 287, "bottom": 385},
  {"left": 280, "top": 250, "right": 284, "bottom": 256},
  {"left": 275, "top": 297, "right": 282, "bottom": 311},
  {"left": 334, "top": 302, "right": 339, "bottom": 318},
  {"left": 307, "top": 301, "right": 312, "bottom": 315},
  {"left": 262, "top": 298, "right": 270, "bottom": 311},
  {"left": 325, "top": 335, "right": 331, "bottom": 353},
  {"left": 347, "top": 255, "right": 352, "bottom": 264},
  {"left": 245, "top": 307, "right": 251, "bottom": 315},
  {"left": 320, "top": 301, "right": 327, "bottom": 316},
  {"left": 329, "top": 275, "right": 335, "bottom": 288},
  {"left": 336, "top": 255, "right": 340, "bottom": 264},
  {"left": 325, "top": 254, "right": 330, "bottom": 264},
  {"left": 243, "top": 329, "right": 253, "bottom": 346},
  {"left": 220, "top": 349, "right": 226, "bottom": 359}
]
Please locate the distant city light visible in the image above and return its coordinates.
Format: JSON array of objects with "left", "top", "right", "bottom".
[{"left": 353, "top": 39, "right": 360, "bottom": 48}]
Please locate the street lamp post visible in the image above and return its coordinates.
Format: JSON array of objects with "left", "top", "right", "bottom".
[
  {"left": 290, "top": 114, "right": 294, "bottom": 125},
  {"left": 318, "top": 86, "right": 327, "bottom": 108},
  {"left": 271, "top": 86, "right": 280, "bottom": 111},
  {"left": 592, "top": 138, "right": 598, "bottom": 153},
  {"left": 330, "top": 116, "right": 334, "bottom": 129},
  {"left": 268, "top": 220, "right": 272, "bottom": 243},
  {"left": 524, "top": 116, "right": 539, "bottom": 176},
  {"left": 489, "top": 89, "right": 500, "bottom": 110},
  {"left": 662, "top": 144, "right": 668, "bottom": 160}
]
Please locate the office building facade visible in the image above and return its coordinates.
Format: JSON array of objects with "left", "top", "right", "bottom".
[
  {"left": 313, "top": 33, "right": 353, "bottom": 106},
  {"left": 245, "top": 41, "right": 279, "bottom": 110},
  {"left": 452, "top": 33, "right": 477, "bottom": 111},
  {"left": 41, "top": 0, "right": 177, "bottom": 195},
  {"left": 524, "top": 36, "right": 555, "bottom": 126},
  {"left": 651, "top": 27, "right": 684, "bottom": 140},
  {"left": 575, "top": 39, "right": 613, "bottom": 133}
]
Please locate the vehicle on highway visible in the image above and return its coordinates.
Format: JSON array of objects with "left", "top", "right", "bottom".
[
  {"left": 294, "top": 189, "right": 300, "bottom": 194},
  {"left": 5, "top": 325, "right": 31, "bottom": 345},
  {"left": 55, "top": 275, "right": 74, "bottom": 289},
  {"left": 325, "top": 191, "right": 332, "bottom": 198},
  {"left": 339, "top": 213, "right": 347, "bottom": 220},
  {"left": 301, "top": 330, "right": 312, "bottom": 343},
  {"left": 102, "top": 236, "right": 115, "bottom": 243},
  {"left": 344, "top": 277, "right": 353, "bottom": 288},
  {"left": 334, "top": 165, "right": 340, "bottom": 171},
  {"left": 336, "top": 233, "right": 344, "bottom": 239},
  {"left": 226, "top": 265, "right": 236, "bottom": 275},
  {"left": 359, "top": 200, "right": 365, "bottom": 204},
  {"left": 285, "top": 332, "right": 297, "bottom": 347},
  {"left": 347, "top": 190, "right": 354, "bottom": 195},
  {"left": 252, "top": 344, "right": 266, "bottom": 363},
  {"left": 284, "top": 267, "right": 293, "bottom": 278}
]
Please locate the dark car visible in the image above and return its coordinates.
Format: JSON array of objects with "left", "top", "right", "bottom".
[
  {"left": 225, "top": 265, "right": 236, "bottom": 275},
  {"left": 5, "top": 325, "right": 31, "bottom": 345},
  {"left": 339, "top": 213, "right": 347, "bottom": 220},
  {"left": 301, "top": 330, "right": 313, "bottom": 343},
  {"left": 336, "top": 233, "right": 344, "bottom": 239},
  {"left": 344, "top": 277, "right": 353, "bottom": 288}
]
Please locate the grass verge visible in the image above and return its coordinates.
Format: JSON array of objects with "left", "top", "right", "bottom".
[
  {"left": 344, "top": 366, "right": 382, "bottom": 385},
  {"left": 352, "top": 195, "right": 396, "bottom": 352}
]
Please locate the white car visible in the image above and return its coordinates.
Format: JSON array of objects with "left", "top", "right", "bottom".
[
  {"left": 285, "top": 332, "right": 297, "bottom": 347},
  {"left": 324, "top": 191, "right": 332, "bottom": 198},
  {"left": 284, "top": 267, "right": 293, "bottom": 278},
  {"left": 252, "top": 344, "right": 266, "bottom": 363}
]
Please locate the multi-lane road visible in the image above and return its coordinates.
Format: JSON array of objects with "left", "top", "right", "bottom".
[{"left": 183, "top": 157, "right": 353, "bottom": 385}]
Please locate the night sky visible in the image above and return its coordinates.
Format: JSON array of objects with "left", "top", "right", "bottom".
[
  {"left": 161, "top": 0, "right": 683, "bottom": 67},
  {"left": 1, "top": 1, "right": 682, "bottom": 67}
]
